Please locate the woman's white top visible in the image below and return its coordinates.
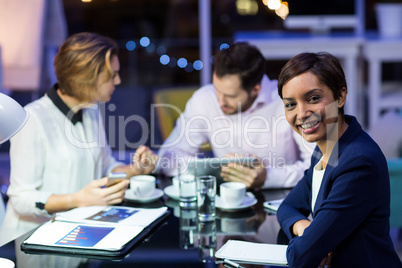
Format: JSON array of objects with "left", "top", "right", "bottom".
[
  {"left": 0, "top": 89, "right": 123, "bottom": 243},
  {"left": 311, "top": 157, "right": 326, "bottom": 213}
]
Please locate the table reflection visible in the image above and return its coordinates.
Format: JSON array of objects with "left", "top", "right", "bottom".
[
  {"left": 164, "top": 185, "right": 291, "bottom": 268},
  {"left": 198, "top": 220, "right": 216, "bottom": 263},
  {"left": 0, "top": 175, "right": 291, "bottom": 268},
  {"left": 179, "top": 206, "right": 197, "bottom": 250}
]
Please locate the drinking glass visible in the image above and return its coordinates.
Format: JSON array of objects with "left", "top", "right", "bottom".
[
  {"left": 196, "top": 175, "right": 216, "bottom": 221},
  {"left": 179, "top": 174, "right": 197, "bottom": 207}
]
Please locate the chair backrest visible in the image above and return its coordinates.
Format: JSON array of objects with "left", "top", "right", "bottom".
[
  {"left": 388, "top": 159, "right": 402, "bottom": 228},
  {"left": 153, "top": 87, "right": 198, "bottom": 141}
]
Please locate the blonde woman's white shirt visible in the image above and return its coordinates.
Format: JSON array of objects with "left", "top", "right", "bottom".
[{"left": 0, "top": 91, "right": 122, "bottom": 244}]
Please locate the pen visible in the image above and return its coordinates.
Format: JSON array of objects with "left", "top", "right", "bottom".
[{"left": 223, "top": 259, "right": 246, "bottom": 268}]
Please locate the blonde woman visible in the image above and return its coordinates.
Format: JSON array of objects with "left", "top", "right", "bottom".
[{"left": 1, "top": 32, "right": 157, "bottom": 250}]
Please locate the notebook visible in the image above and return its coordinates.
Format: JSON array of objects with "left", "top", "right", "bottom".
[
  {"left": 215, "top": 240, "right": 288, "bottom": 266},
  {"left": 21, "top": 206, "right": 170, "bottom": 260}
]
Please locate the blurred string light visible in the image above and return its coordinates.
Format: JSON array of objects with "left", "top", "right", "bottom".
[
  {"left": 262, "top": 0, "right": 289, "bottom": 20},
  {"left": 236, "top": 0, "right": 258, "bottom": 15},
  {"left": 160, "top": 55, "right": 170, "bottom": 65},
  {"left": 126, "top": 41, "right": 136, "bottom": 51},
  {"left": 177, "top": 58, "right": 188, "bottom": 68},
  {"left": 126, "top": 37, "right": 230, "bottom": 72},
  {"left": 267, "top": 0, "right": 281, "bottom": 10},
  {"left": 185, "top": 64, "right": 194, "bottom": 72},
  {"left": 145, "top": 43, "right": 155, "bottom": 53},
  {"left": 220, "top": 43, "right": 230, "bottom": 50},
  {"left": 275, "top": 2, "right": 289, "bottom": 20},
  {"left": 139, "top": 37, "right": 150, "bottom": 47},
  {"left": 193, "top": 60, "right": 203, "bottom": 71},
  {"left": 168, "top": 57, "right": 177, "bottom": 68},
  {"left": 156, "top": 46, "right": 167, "bottom": 55}
]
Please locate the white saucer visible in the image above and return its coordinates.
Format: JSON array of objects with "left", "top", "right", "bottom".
[
  {"left": 125, "top": 188, "right": 164, "bottom": 203},
  {"left": 164, "top": 185, "right": 180, "bottom": 201},
  {"left": 216, "top": 192, "right": 257, "bottom": 212},
  {"left": 0, "top": 258, "right": 15, "bottom": 268}
]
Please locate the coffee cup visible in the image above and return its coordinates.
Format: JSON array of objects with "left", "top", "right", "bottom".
[
  {"left": 220, "top": 182, "right": 246, "bottom": 207},
  {"left": 130, "top": 175, "right": 155, "bottom": 197}
]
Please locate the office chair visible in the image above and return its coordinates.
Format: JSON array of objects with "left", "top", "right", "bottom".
[
  {"left": 153, "top": 87, "right": 212, "bottom": 154},
  {"left": 388, "top": 159, "right": 402, "bottom": 229}
]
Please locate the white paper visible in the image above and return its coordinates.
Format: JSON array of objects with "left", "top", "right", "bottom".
[
  {"left": 24, "top": 221, "right": 143, "bottom": 251},
  {"left": 215, "top": 240, "right": 288, "bottom": 266},
  {"left": 55, "top": 206, "right": 167, "bottom": 227}
]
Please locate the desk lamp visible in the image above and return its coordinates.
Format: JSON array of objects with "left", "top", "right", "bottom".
[
  {"left": 0, "top": 93, "right": 27, "bottom": 267},
  {"left": 0, "top": 93, "right": 28, "bottom": 144}
]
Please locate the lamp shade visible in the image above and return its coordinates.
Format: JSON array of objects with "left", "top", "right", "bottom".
[{"left": 0, "top": 93, "right": 28, "bottom": 144}]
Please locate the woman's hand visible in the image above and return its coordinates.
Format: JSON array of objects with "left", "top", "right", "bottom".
[
  {"left": 220, "top": 153, "right": 266, "bottom": 189},
  {"left": 293, "top": 220, "right": 332, "bottom": 267},
  {"left": 73, "top": 177, "right": 129, "bottom": 207},
  {"left": 292, "top": 219, "right": 311, "bottom": 237},
  {"left": 45, "top": 178, "right": 129, "bottom": 214},
  {"left": 318, "top": 252, "right": 333, "bottom": 268}
]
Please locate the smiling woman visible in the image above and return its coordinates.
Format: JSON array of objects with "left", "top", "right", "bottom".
[
  {"left": 275, "top": 52, "right": 402, "bottom": 267},
  {"left": 281, "top": 72, "right": 347, "bottom": 153}
]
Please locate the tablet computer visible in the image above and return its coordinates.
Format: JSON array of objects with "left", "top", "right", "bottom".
[{"left": 186, "top": 157, "right": 259, "bottom": 182}]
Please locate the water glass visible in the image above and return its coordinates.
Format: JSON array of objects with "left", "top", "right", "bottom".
[
  {"left": 179, "top": 174, "right": 197, "bottom": 207},
  {"left": 196, "top": 175, "right": 216, "bottom": 221}
]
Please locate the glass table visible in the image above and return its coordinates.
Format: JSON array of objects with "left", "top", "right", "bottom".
[{"left": 0, "top": 176, "right": 291, "bottom": 268}]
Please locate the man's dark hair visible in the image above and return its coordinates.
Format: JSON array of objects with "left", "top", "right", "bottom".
[{"left": 213, "top": 42, "right": 266, "bottom": 93}]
